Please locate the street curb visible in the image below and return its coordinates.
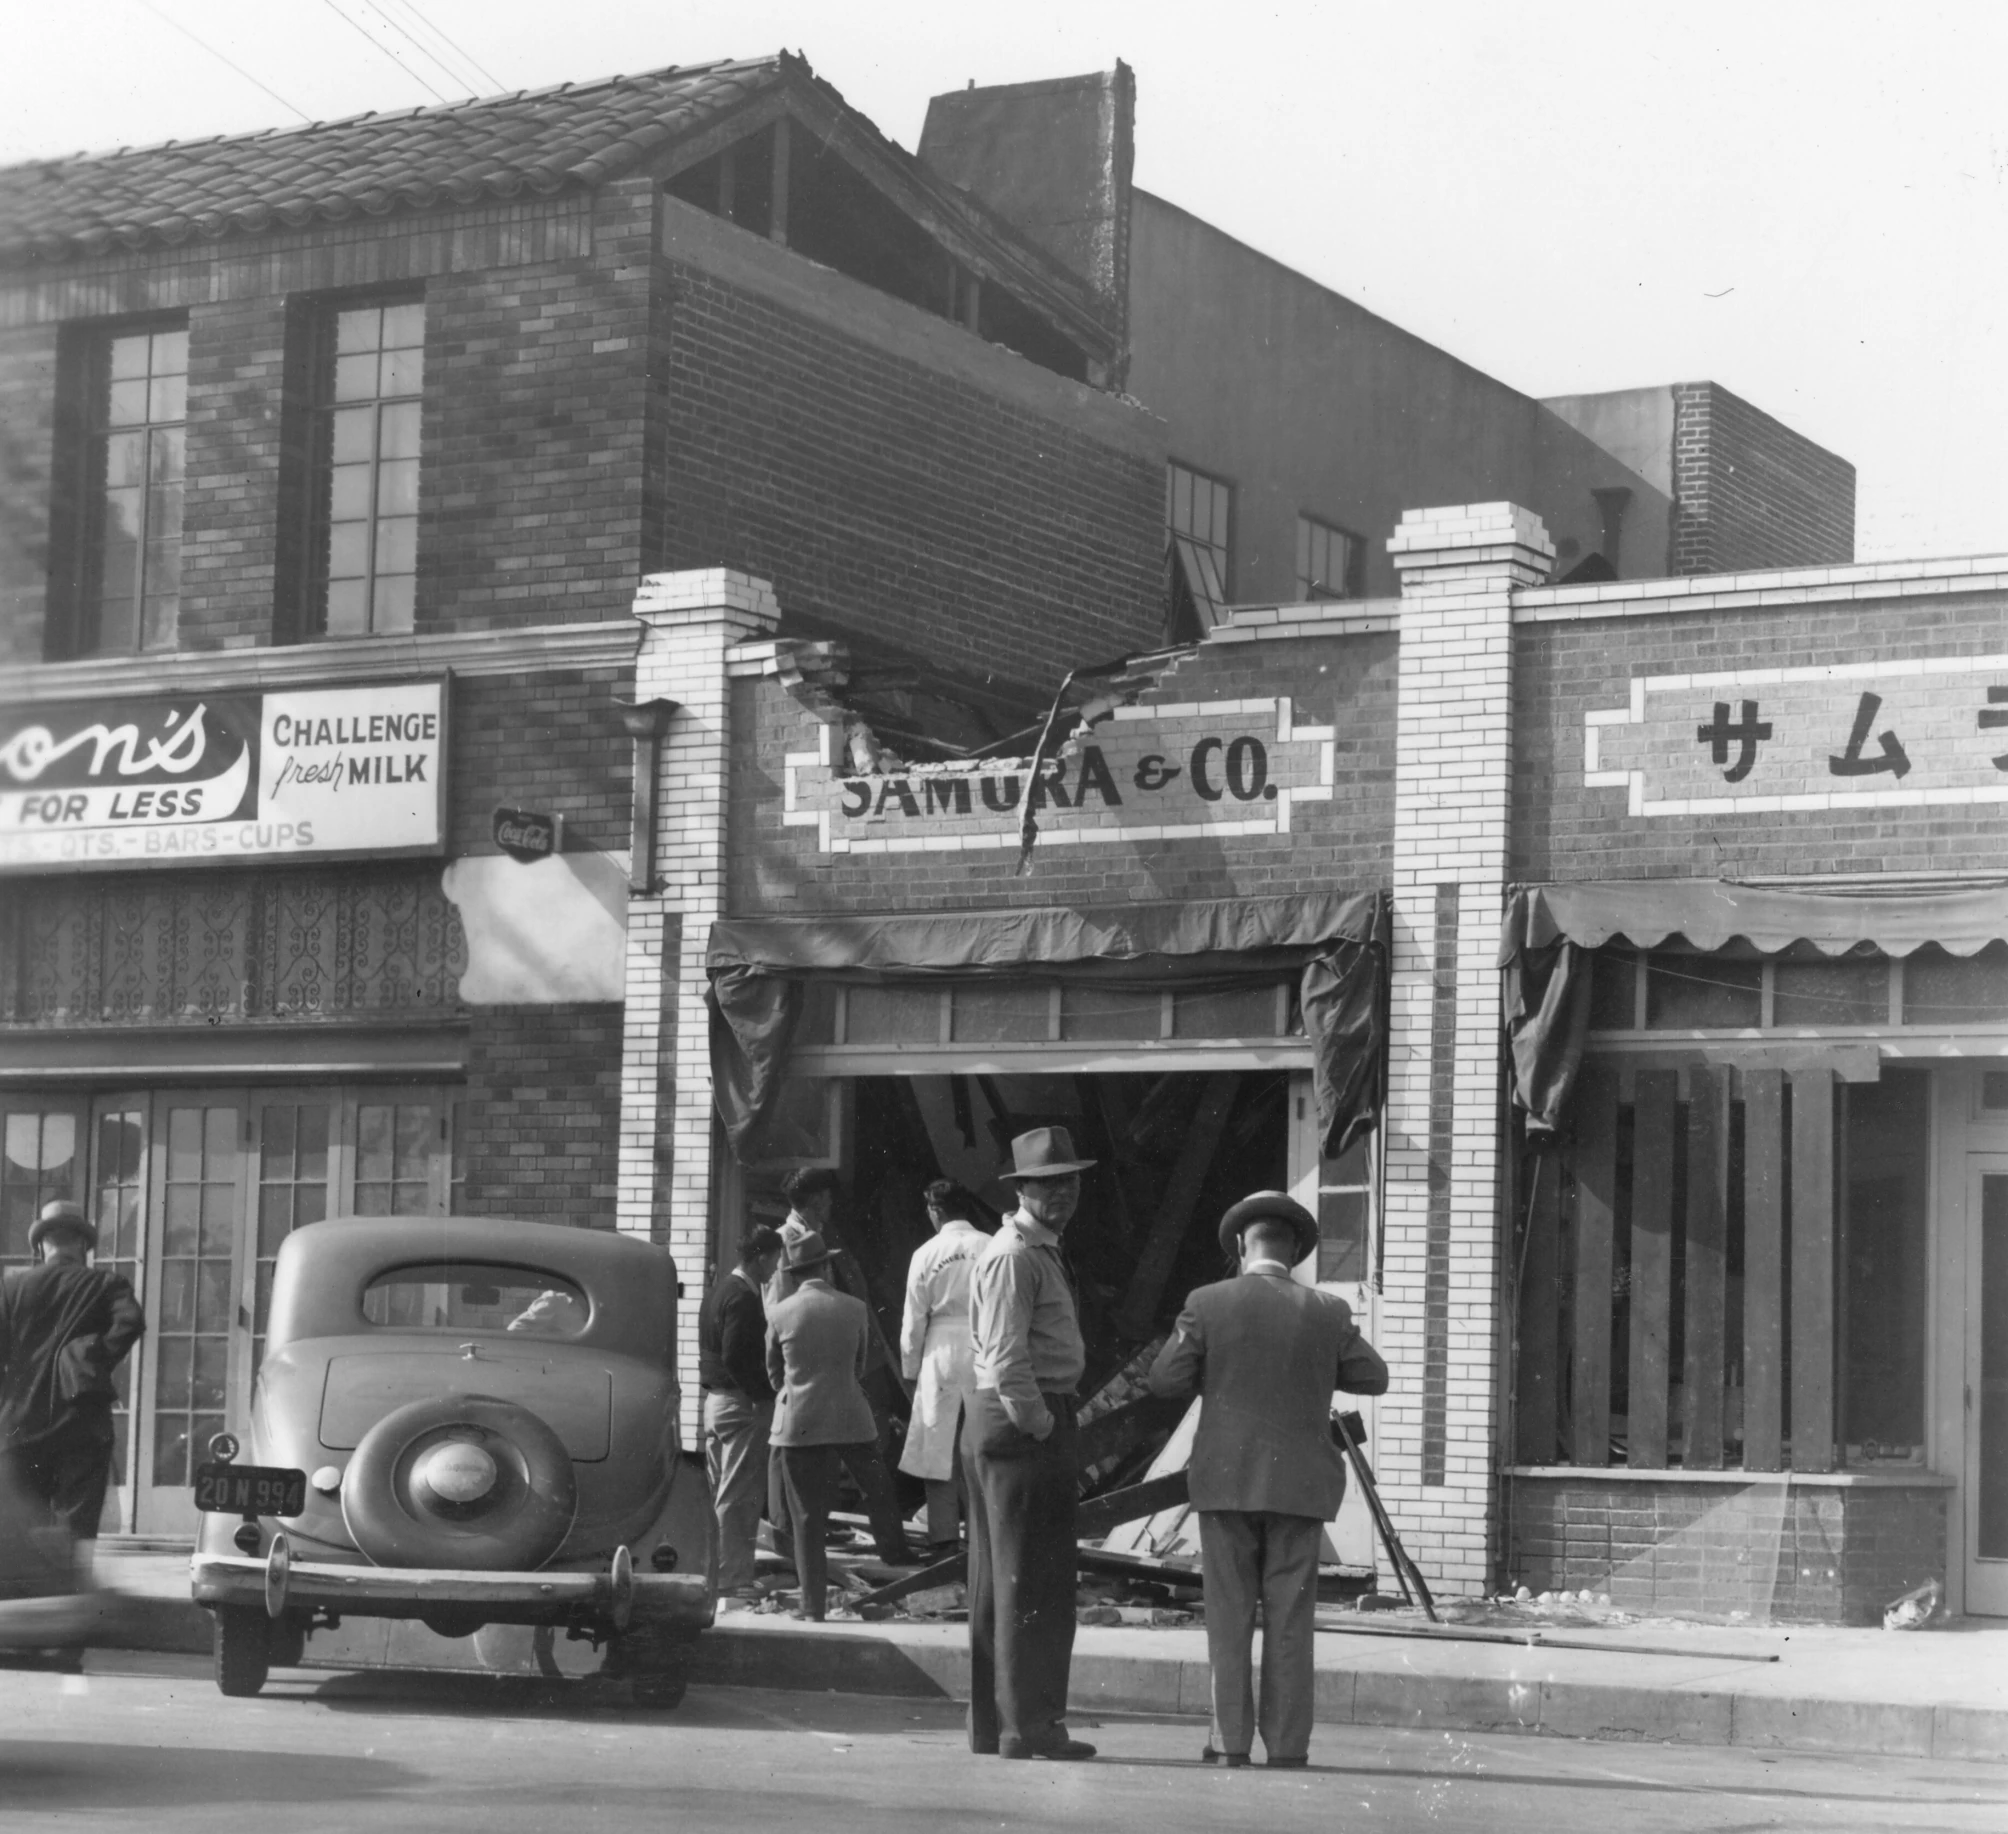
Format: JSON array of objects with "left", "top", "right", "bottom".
[{"left": 86, "top": 1594, "right": 2008, "bottom": 1765}]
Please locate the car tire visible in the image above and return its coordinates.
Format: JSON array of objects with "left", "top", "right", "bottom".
[
  {"left": 267, "top": 1614, "right": 308, "bottom": 1668},
  {"left": 214, "top": 1606, "right": 270, "bottom": 1698},
  {"left": 342, "top": 1393, "right": 578, "bottom": 1571},
  {"left": 628, "top": 1663, "right": 689, "bottom": 1711}
]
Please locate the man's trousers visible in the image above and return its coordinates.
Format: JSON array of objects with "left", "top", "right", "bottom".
[
  {"left": 767, "top": 1432, "right": 909, "bottom": 1563},
  {"left": 1197, "top": 1509, "right": 1325, "bottom": 1762},
  {"left": 700, "top": 1389, "right": 772, "bottom": 1594},
  {"left": 777, "top": 1441, "right": 869, "bottom": 1619},
  {"left": 8, "top": 1409, "right": 115, "bottom": 1541},
  {"left": 962, "top": 1387, "right": 1078, "bottom": 1754}
]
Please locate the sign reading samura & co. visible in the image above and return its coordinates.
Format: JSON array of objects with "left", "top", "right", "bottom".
[
  {"left": 0, "top": 680, "right": 447, "bottom": 871},
  {"left": 783, "top": 697, "right": 1335, "bottom": 854}
]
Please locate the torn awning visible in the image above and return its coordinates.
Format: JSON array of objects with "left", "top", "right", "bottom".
[
  {"left": 707, "top": 891, "right": 1387, "bottom": 1165},
  {"left": 1498, "top": 877, "right": 2008, "bottom": 1131}
]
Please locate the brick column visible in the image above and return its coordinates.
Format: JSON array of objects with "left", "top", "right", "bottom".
[
  {"left": 618, "top": 569, "right": 780, "bottom": 1442},
  {"left": 1378, "top": 504, "right": 1552, "bottom": 1595}
]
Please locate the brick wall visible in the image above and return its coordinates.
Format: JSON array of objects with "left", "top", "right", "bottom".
[
  {"left": 1509, "top": 1475, "right": 1946, "bottom": 1626},
  {"left": 1671, "top": 382, "right": 1854, "bottom": 576},
  {"left": 726, "top": 628, "right": 1398, "bottom": 915},
  {"left": 1513, "top": 592, "right": 2008, "bottom": 882},
  {"left": 447, "top": 664, "right": 635, "bottom": 860},
  {"left": 459, "top": 1003, "right": 624, "bottom": 1221}
]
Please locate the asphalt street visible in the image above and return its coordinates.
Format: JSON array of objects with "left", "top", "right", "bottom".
[{"left": 1, "top": 1652, "right": 2003, "bottom": 1833}]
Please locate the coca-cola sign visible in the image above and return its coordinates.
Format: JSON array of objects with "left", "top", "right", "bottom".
[
  {"left": 0, "top": 680, "right": 446, "bottom": 872},
  {"left": 492, "top": 806, "right": 560, "bottom": 863}
]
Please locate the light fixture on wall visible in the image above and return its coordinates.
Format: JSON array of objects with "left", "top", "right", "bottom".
[{"left": 612, "top": 698, "right": 678, "bottom": 893}]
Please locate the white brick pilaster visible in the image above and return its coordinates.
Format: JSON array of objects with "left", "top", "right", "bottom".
[
  {"left": 1378, "top": 504, "right": 1551, "bottom": 1596},
  {"left": 617, "top": 569, "right": 780, "bottom": 1442}
]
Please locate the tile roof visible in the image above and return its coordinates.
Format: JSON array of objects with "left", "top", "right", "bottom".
[{"left": 0, "top": 56, "right": 788, "bottom": 264}]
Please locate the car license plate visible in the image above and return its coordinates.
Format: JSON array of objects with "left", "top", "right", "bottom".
[{"left": 192, "top": 1463, "right": 306, "bottom": 1517}]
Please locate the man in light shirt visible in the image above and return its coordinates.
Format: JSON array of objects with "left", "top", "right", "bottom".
[{"left": 962, "top": 1127, "right": 1095, "bottom": 1763}]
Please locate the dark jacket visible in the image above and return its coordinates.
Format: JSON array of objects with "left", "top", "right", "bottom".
[
  {"left": 1147, "top": 1268, "right": 1387, "bottom": 1519},
  {"left": 0, "top": 1261, "right": 145, "bottom": 1452},
  {"left": 698, "top": 1267, "right": 774, "bottom": 1403}
]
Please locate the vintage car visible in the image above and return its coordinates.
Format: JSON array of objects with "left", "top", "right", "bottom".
[{"left": 189, "top": 1215, "right": 715, "bottom": 1702}]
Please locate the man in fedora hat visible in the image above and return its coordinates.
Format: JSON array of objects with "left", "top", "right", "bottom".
[
  {"left": 1148, "top": 1191, "right": 1387, "bottom": 1770},
  {"left": 963, "top": 1125, "right": 1096, "bottom": 1761},
  {"left": 764, "top": 1229, "right": 880, "bottom": 1619},
  {"left": 0, "top": 1201, "right": 144, "bottom": 1542}
]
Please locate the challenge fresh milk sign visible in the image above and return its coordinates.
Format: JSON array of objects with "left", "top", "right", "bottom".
[
  {"left": 0, "top": 681, "right": 446, "bottom": 870},
  {"left": 783, "top": 697, "right": 1335, "bottom": 855}
]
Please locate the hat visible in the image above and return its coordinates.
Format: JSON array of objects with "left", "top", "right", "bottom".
[
  {"left": 30, "top": 1200, "right": 95, "bottom": 1255},
  {"left": 998, "top": 1125, "right": 1096, "bottom": 1182},
  {"left": 1218, "top": 1191, "right": 1319, "bottom": 1267},
  {"left": 782, "top": 1230, "right": 838, "bottom": 1273}
]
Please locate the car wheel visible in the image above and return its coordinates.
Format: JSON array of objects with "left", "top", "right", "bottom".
[
  {"left": 628, "top": 1664, "right": 689, "bottom": 1711},
  {"left": 342, "top": 1394, "right": 578, "bottom": 1571},
  {"left": 214, "top": 1606, "right": 270, "bottom": 1698},
  {"left": 267, "top": 1614, "right": 308, "bottom": 1668}
]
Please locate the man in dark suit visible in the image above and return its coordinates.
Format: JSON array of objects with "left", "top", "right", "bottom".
[
  {"left": 765, "top": 1230, "right": 880, "bottom": 1621},
  {"left": 0, "top": 1201, "right": 145, "bottom": 1542},
  {"left": 1148, "top": 1191, "right": 1387, "bottom": 1769},
  {"left": 698, "top": 1223, "right": 784, "bottom": 1599}
]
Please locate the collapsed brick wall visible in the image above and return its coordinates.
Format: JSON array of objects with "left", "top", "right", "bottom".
[
  {"left": 1509, "top": 1476, "right": 1946, "bottom": 1626},
  {"left": 1512, "top": 593, "right": 2008, "bottom": 882},
  {"left": 1671, "top": 382, "right": 1855, "bottom": 576},
  {"left": 726, "top": 628, "right": 1399, "bottom": 915}
]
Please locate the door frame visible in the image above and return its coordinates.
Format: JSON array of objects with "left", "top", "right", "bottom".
[{"left": 1958, "top": 1149, "right": 2008, "bottom": 1616}]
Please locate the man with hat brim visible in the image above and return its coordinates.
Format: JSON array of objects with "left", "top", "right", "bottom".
[
  {"left": 764, "top": 1230, "right": 882, "bottom": 1619},
  {"left": 1, "top": 1201, "right": 145, "bottom": 1542},
  {"left": 963, "top": 1126, "right": 1098, "bottom": 1761},
  {"left": 1147, "top": 1190, "right": 1387, "bottom": 1769}
]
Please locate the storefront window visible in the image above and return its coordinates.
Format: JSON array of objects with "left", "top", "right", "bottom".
[
  {"left": 1, "top": 1106, "right": 80, "bottom": 1265},
  {"left": 843, "top": 984, "right": 940, "bottom": 1045},
  {"left": 1839, "top": 1071, "right": 1930, "bottom": 1464},
  {"left": 1645, "top": 953, "right": 1762, "bottom": 1029},
  {"left": 1903, "top": 942, "right": 2008, "bottom": 1026},
  {"left": 951, "top": 984, "right": 1051, "bottom": 1043},
  {"left": 1774, "top": 947, "right": 1888, "bottom": 1026},
  {"left": 1060, "top": 985, "right": 1163, "bottom": 1042},
  {"left": 1173, "top": 984, "right": 1287, "bottom": 1039},
  {"left": 1316, "top": 1135, "right": 1372, "bottom": 1284}
]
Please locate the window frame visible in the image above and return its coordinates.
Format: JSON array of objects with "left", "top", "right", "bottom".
[
  {"left": 1167, "top": 460, "right": 1234, "bottom": 598},
  {"left": 1295, "top": 512, "right": 1364, "bottom": 602}
]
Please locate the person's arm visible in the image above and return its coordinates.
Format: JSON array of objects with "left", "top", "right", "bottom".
[
  {"left": 765, "top": 1316, "right": 786, "bottom": 1398},
  {"left": 976, "top": 1253, "right": 1053, "bottom": 1439},
  {"left": 1146, "top": 1299, "right": 1206, "bottom": 1401},
  {"left": 721, "top": 1286, "right": 774, "bottom": 1401},
  {"left": 899, "top": 1248, "right": 929, "bottom": 1384},
  {"left": 1333, "top": 1305, "right": 1390, "bottom": 1397},
  {"left": 93, "top": 1273, "right": 145, "bottom": 1373}
]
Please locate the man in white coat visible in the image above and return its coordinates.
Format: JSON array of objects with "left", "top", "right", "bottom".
[{"left": 897, "top": 1180, "right": 986, "bottom": 1554}]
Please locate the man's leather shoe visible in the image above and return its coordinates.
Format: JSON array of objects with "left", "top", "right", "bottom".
[
  {"left": 1266, "top": 1754, "right": 1309, "bottom": 1768},
  {"left": 999, "top": 1736, "right": 1097, "bottom": 1761},
  {"left": 1201, "top": 1745, "right": 1250, "bottom": 1767}
]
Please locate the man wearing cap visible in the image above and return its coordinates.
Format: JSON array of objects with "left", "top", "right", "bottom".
[
  {"left": 1148, "top": 1191, "right": 1387, "bottom": 1770},
  {"left": 0, "top": 1201, "right": 145, "bottom": 1541},
  {"left": 963, "top": 1126, "right": 1096, "bottom": 1762},
  {"left": 764, "top": 1229, "right": 878, "bottom": 1620}
]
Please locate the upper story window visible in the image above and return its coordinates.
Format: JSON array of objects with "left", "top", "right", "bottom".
[
  {"left": 1295, "top": 514, "right": 1362, "bottom": 601},
  {"left": 1167, "top": 461, "right": 1232, "bottom": 639},
  {"left": 72, "top": 321, "right": 187, "bottom": 655},
  {"left": 306, "top": 297, "right": 423, "bottom": 638}
]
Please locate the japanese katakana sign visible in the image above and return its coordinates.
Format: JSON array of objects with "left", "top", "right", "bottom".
[
  {"left": 1584, "top": 654, "right": 2008, "bottom": 816},
  {"left": 782, "top": 697, "right": 1335, "bottom": 855}
]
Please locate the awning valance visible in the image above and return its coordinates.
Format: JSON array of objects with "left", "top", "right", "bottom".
[
  {"left": 706, "top": 892, "right": 1387, "bottom": 1164},
  {"left": 1502, "top": 878, "right": 2008, "bottom": 962}
]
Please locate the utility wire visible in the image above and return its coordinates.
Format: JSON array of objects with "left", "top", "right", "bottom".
[
  {"left": 377, "top": 0, "right": 506, "bottom": 93},
  {"left": 316, "top": 0, "right": 452, "bottom": 103},
  {"left": 134, "top": 0, "right": 313, "bottom": 125},
  {"left": 349, "top": 0, "right": 484, "bottom": 99}
]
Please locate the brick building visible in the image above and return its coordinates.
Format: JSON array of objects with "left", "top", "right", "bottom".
[{"left": 0, "top": 54, "right": 1165, "bottom": 1538}]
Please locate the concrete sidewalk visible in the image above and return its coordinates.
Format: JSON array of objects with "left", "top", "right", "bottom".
[{"left": 66, "top": 1548, "right": 2008, "bottom": 1765}]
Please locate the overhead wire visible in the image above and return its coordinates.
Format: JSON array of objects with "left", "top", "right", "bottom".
[
  {"left": 315, "top": 0, "right": 452, "bottom": 103},
  {"left": 375, "top": 0, "right": 506, "bottom": 93},
  {"left": 348, "top": 0, "right": 488, "bottom": 99},
  {"left": 133, "top": 0, "right": 313, "bottom": 125}
]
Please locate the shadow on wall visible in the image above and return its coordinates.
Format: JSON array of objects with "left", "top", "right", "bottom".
[{"left": 442, "top": 852, "right": 628, "bottom": 1003}]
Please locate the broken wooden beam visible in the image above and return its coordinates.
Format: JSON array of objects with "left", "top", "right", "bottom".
[{"left": 1112, "top": 1071, "right": 1238, "bottom": 1340}]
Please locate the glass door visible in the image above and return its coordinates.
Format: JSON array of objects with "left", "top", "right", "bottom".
[
  {"left": 88, "top": 1098, "right": 148, "bottom": 1531},
  {"left": 1970, "top": 1161, "right": 2008, "bottom": 1616}
]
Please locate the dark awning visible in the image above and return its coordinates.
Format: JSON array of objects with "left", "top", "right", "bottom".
[
  {"left": 1498, "top": 878, "right": 2008, "bottom": 1133},
  {"left": 706, "top": 892, "right": 1387, "bottom": 1164},
  {"left": 1503, "top": 878, "right": 2008, "bottom": 961}
]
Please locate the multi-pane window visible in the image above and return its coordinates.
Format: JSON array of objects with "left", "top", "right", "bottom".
[
  {"left": 153, "top": 1102, "right": 239, "bottom": 1488},
  {"left": 1295, "top": 515, "right": 1361, "bottom": 601},
  {"left": 353, "top": 1099, "right": 437, "bottom": 1214},
  {"left": 253, "top": 1101, "right": 331, "bottom": 1371},
  {"left": 77, "top": 323, "right": 187, "bottom": 654},
  {"left": 1167, "top": 461, "right": 1232, "bottom": 594},
  {"left": 308, "top": 298, "right": 424, "bottom": 637}
]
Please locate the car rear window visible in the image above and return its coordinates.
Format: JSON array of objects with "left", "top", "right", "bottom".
[{"left": 361, "top": 1262, "right": 591, "bottom": 1338}]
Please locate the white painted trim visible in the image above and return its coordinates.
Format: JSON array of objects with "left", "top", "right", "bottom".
[
  {"left": 1506, "top": 1465, "right": 1953, "bottom": 1488},
  {"left": 1517, "top": 557, "right": 2008, "bottom": 624}
]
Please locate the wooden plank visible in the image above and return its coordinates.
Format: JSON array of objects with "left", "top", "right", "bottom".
[
  {"left": 1627, "top": 1070, "right": 1678, "bottom": 1468},
  {"left": 1073, "top": 1391, "right": 1189, "bottom": 1476},
  {"left": 1742, "top": 1070, "right": 1786, "bottom": 1471},
  {"left": 1682, "top": 1066, "right": 1729, "bottom": 1469},
  {"left": 1075, "top": 1471, "right": 1192, "bottom": 1540},
  {"left": 1112, "top": 1072, "right": 1238, "bottom": 1340},
  {"left": 1789, "top": 1068, "right": 1837, "bottom": 1472},
  {"left": 1515, "top": 1143, "right": 1563, "bottom": 1464},
  {"left": 1569, "top": 1064, "right": 1619, "bottom": 1467}
]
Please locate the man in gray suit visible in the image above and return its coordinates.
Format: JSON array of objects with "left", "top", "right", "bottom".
[
  {"left": 1148, "top": 1191, "right": 1387, "bottom": 1769},
  {"left": 765, "top": 1230, "right": 879, "bottom": 1621}
]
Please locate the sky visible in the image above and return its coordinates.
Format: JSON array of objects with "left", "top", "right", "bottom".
[{"left": 4, "top": 0, "right": 2003, "bottom": 564}]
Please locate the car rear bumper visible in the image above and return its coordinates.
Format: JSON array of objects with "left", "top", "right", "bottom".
[{"left": 191, "top": 1551, "right": 713, "bottom": 1634}]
